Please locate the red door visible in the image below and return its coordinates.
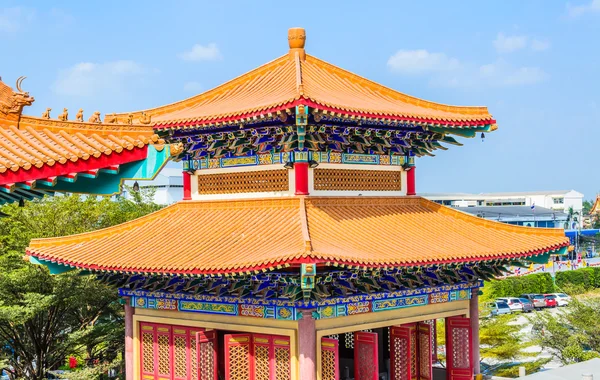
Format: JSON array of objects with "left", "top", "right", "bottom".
[
  {"left": 139, "top": 322, "right": 204, "bottom": 380},
  {"left": 197, "top": 331, "right": 217, "bottom": 380},
  {"left": 445, "top": 316, "right": 473, "bottom": 380},
  {"left": 390, "top": 324, "right": 417, "bottom": 380},
  {"left": 321, "top": 338, "right": 339, "bottom": 380},
  {"left": 224, "top": 334, "right": 253, "bottom": 380},
  {"left": 354, "top": 332, "right": 379, "bottom": 380},
  {"left": 224, "top": 333, "right": 291, "bottom": 380},
  {"left": 417, "top": 323, "right": 433, "bottom": 380}
]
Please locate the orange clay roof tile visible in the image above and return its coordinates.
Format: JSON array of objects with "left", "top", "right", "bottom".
[
  {"left": 132, "top": 53, "right": 494, "bottom": 127},
  {"left": 0, "top": 116, "right": 159, "bottom": 175},
  {"left": 27, "top": 197, "right": 568, "bottom": 275}
]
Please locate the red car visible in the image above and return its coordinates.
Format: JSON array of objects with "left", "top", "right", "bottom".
[{"left": 543, "top": 294, "right": 558, "bottom": 308}]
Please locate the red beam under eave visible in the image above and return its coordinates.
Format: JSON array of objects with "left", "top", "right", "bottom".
[{"left": 0, "top": 146, "right": 148, "bottom": 186}]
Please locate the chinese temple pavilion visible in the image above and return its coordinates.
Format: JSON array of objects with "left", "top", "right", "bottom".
[{"left": 24, "top": 28, "right": 568, "bottom": 380}]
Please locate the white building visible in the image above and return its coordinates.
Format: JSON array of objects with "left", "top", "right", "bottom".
[
  {"left": 423, "top": 190, "right": 584, "bottom": 228},
  {"left": 122, "top": 167, "right": 183, "bottom": 204}
]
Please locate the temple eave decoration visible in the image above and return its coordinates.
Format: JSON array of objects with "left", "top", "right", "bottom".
[{"left": 0, "top": 77, "right": 183, "bottom": 204}]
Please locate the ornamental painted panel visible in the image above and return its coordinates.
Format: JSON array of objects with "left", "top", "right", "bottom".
[
  {"left": 321, "top": 338, "right": 339, "bottom": 380},
  {"left": 354, "top": 332, "right": 378, "bottom": 380},
  {"left": 445, "top": 316, "right": 473, "bottom": 380}
]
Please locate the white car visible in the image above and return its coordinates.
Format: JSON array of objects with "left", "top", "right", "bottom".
[
  {"left": 496, "top": 297, "right": 524, "bottom": 312},
  {"left": 552, "top": 293, "right": 571, "bottom": 306}
]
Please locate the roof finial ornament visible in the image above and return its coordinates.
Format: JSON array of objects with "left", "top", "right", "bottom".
[{"left": 288, "top": 27, "right": 306, "bottom": 61}]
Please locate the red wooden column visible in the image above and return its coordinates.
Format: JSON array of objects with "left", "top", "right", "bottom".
[
  {"left": 470, "top": 289, "right": 481, "bottom": 375},
  {"left": 299, "top": 310, "right": 317, "bottom": 380},
  {"left": 124, "top": 298, "right": 134, "bottom": 380},
  {"left": 295, "top": 162, "right": 309, "bottom": 195},
  {"left": 182, "top": 171, "right": 192, "bottom": 200},
  {"left": 406, "top": 166, "right": 416, "bottom": 196}
]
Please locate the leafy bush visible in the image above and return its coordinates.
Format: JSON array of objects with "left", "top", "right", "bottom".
[
  {"left": 483, "top": 266, "right": 600, "bottom": 299},
  {"left": 483, "top": 273, "right": 554, "bottom": 299},
  {"left": 556, "top": 267, "right": 600, "bottom": 293}
]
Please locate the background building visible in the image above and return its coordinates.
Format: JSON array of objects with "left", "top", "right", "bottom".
[
  {"left": 123, "top": 167, "right": 183, "bottom": 204},
  {"left": 424, "top": 190, "right": 584, "bottom": 228}
]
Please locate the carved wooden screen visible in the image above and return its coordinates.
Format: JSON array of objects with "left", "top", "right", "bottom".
[
  {"left": 197, "top": 331, "right": 217, "bottom": 380},
  {"left": 321, "top": 338, "right": 340, "bottom": 380},
  {"left": 224, "top": 333, "right": 291, "bottom": 380},
  {"left": 139, "top": 322, "right": 204, "bottom": 380},
  {"left": 423, "top": 319, "right": 437, "bottom": 363},
  {"left": 445, "top": 316, "right": 473, "bottom": 380},
  {"left": 140, "top": 323, "right": 157, "bottom": 380},
  {"left": 197, "top": 170, "right": 289, "bottom": 194},
  {"left": 390, "top": 324, "right": 417, "bottom": 380},
  {"left": 273, "top": 336, "right": 292, "bottom": 380},
  {"left": 225, "top": 334, "right": 253, "bottom": 380},
  {"left": 313, "top": 169, "right": 402, "bottom": 191},
  {"left": 416, "top": 323, "right": 432, "bottom": 380},
  {"left": 354, "top": 331, "right": 379, "bottom": 380}
]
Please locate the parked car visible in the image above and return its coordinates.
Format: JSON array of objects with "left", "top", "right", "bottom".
[
  {"left": 518, "top": 298, "right": 534, "bottom": 313},
  {"left": 485, "top": 301, "right": 512, "bottom": 316},
  {"left": 496, "top": 297, "right": 524, "bottom": 312},
  {"left": 520, "top": 294, "right": 547, "bottom": 309},
  {"left": 551, "top": 293, "right": 571, "bottom": 306},
  {"left": 543, "top": 294, "right": 558, "bottom": 308}
]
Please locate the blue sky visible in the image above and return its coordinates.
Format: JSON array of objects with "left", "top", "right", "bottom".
[{"left": 1, "top": 1, "right": 599, "bottom": 199}]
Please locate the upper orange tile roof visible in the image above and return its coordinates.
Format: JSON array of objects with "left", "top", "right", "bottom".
[
  {"left": 118, "top": 29, "right": 494, "bottom": 128},
  {"left": 27, "top": 197, "right": 568, "bottom": 275}
]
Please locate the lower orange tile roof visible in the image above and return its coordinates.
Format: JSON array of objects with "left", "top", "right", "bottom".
[{"left": 26, "top": 197, "right": 569, "bottom": 275}]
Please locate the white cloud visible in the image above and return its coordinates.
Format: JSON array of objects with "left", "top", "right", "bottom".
[
  {"left": 0, "top": 7, "right": 35, "bottom": 33},
  {"left": 531, "top": 39, "right": 551, "bottom": 52},
  {"left": 567, "top": 0, "right": 600, "bottom": 17},
  {"left": 387, "top": 50, "right": 460, "bottom": 75},
  {"left": 477, "top": 61, "right": 547, "bottom": 87},
  {"left": 388, "top": 50, "right": 547, "bottom": 89},
  {"left": 493, "top": 33, "right": 528, "bottom": 53},
  {"left": 179, "top": 43, "right": 222, "bottom": 61},
  {"left": 183, "top": 81, "right": 203, "bottom": 93},
  {"left": 52, "top": 60, "right": 156, "bottom": 97}
]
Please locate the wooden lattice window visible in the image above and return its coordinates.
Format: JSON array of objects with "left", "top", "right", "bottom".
[
  {"left": 197, "top": 170, "right": 289, "bottom": 194},
  {"left": 313, "top": 169, "right": 401, "bottom": 191}
]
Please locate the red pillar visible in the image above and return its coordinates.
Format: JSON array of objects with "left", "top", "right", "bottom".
[
  {"left": 298, "top": 310, "right": 316, "bottom": 380},
  {"left": 182, "top": 171, "right": 192, "bottom": 200},
  {"left": 295, "top": 162, "right": 309, "bottom": 195},
  {"left": 406, "top": 166, "right": 416, "bottom": 195},
  {"left": 124, "top": 298, "right": 134, "bottom": 380},
  {"left": 471, "top": 289, "right": 481, "bottom": 375}
]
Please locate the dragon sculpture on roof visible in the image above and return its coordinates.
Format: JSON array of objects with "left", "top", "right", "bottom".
[{"left": 0, "top": 76, "right": 35, "bottom": 119}]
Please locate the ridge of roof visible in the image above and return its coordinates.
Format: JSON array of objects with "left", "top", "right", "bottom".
[{"left": 109, "top": 28, "right": 494, "bottom": 127}]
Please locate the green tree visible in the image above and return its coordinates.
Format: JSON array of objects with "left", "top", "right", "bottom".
[
  {"left": 478, "top": 314, "right": 549, "bottom": 376},
  {"left": 530, "top": 297, "right": 600, "bottom": 364},
  {"left": 0, "top": 190, "right": 161, "bottom": 379}
]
